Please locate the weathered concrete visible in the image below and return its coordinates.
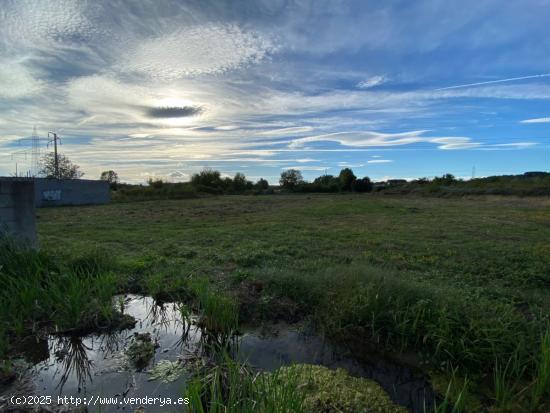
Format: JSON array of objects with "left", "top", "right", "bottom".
[
  {"left": 34, "top": 178, "right": 110, "bottom": 207},
  {"left": 0, "top": 178, "right": 37, "bottom": 248}
]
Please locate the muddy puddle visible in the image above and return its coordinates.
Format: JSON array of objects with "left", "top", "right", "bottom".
[{"left": 1, "top": 295, "right": 441, "bottom": 412}]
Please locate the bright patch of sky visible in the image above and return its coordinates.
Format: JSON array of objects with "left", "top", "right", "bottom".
[{"left": 1, "top": 0, "right": 549, "bottom": 183}]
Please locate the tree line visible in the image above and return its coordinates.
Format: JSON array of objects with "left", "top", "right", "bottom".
[{"left": 279, "top": 168, "right": 373, "bottom": 192}]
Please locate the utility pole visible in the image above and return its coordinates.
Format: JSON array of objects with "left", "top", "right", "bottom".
[{"left": 48, "top": 132, "right": 61, "bottom": 179}]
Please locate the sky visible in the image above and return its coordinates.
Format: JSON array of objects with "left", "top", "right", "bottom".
[{"left": 1, "top": 0, "right": 549, "bottom": 184}]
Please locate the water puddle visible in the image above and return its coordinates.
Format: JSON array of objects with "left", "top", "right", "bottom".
[
  {"left": 239, "top": 329, "right": 440, "bottom": 412},
  {"left": 1, "top": 295, "right": 441, "bottom": 412}
]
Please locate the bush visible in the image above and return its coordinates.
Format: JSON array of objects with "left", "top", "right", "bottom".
[
  {"left": 255, "top": 178, "right": 269, "bottom": 191},
  {"left": 147, "top": 178, "right": 165, "bottom": 188},
  {"left": 191, "top": 168, "right": 223, "bottom": 189},
  {"left": 352, "top": 177, "right": 373, "bottom": 192}
]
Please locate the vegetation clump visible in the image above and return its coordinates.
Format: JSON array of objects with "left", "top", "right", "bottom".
[
  {"left": 148, "top": 359, "right": 186, "bottom": 383},
  {"left": 126, "top": 332, "right": 157, "bottom": 370},
  {"left": 193, "top": 281, "right": 239, "bottom": 338},
  {"left": 186, "top": 356, "right": 307, "bottom": 412},
  {"left": 278, "top": 364, "right": 407, "bottom": 413}
]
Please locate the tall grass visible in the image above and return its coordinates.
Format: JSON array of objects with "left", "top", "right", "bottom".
[
  {"left": 530, "top": 327, "right": 550, "bottom": 411},
  {"left": 192, "top": 280, "right": 239, "bottom": 339},
  {"left": 0, "top": 237, "right": 119, "bottom": 358},
  {"left": 186, "top": 355, "right": 305, "bottom": 413},
  {"left": 255, "top": 264, "right": 549, "bottom": 410}
]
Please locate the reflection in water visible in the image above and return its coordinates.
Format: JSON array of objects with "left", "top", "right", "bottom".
[
  {"left": 51, "top": 336, "right": 93, "bottom": 393},
  {"left": 1, "top": 295, "right": 441, "bottom": 413}
]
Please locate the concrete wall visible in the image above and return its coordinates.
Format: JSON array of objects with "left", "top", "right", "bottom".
[
  {"left": 34, "top": 178, "right": 110, "bottom": 207},
  {"left": 0, "top": 178, "right": 37, "bottom": 248}
]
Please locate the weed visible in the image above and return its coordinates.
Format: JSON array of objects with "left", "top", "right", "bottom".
[
  {"left": 192, "top": 281, "right": 239, "bottom": 338},
  {"left": 430, "top": 368, "right": 469, "bottom": 413},
  {"left": 530, "top": 327, "right": 550, "bottom": 411}
]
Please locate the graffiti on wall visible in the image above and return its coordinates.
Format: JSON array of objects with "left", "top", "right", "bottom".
[{"left": 43, "top": 190, "right": 61, "bottom": 201}]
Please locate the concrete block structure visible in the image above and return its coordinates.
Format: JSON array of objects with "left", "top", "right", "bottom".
[
  {"left": 0, "top": 178, "right": 37, "bottom": 248},
  {"left": 34, "top": 178, "right": 110, "bottom": 207}
]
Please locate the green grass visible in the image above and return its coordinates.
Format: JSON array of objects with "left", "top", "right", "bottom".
[
  {"left": 192, "top": 280, "right": 239, "bottom": 339},
  {"left": 0, "top": 238, "right": 120, "bottom": 355},
  {"left": 186, "top": 356, "right": 306, "bottom": 413},
  {"left": 25, "top": 194, "right": 550, "bottom": 410}
]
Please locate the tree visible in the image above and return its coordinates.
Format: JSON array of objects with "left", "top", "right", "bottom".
[
  {"left": 100, "top": 170, "right": 119, "bottom": 188},
  {"left": 255, "top": 178, "right": 269, "bottom": 190},
  {"left": 279, "top": 169, "right": 303, "bottom": 191},
  {"left": 338, "top": 168, "right": 356, "bottom": 191},
  {"left": 352, "top": 177, "right": 373, "bottom": 192},
  {"left": 433, "top": 173, "right": 456, "bottom": 185},
  {"left": 313, "top": 174, "right": 337, "bottom": 186},
  {"left": 232, "top": 172, "right": 248, "bottom": 192},
  {"left": 190, "top": 168, "right": 222, "bottom": 188},
  {"left": 39, "top": 152, "right": 84, "bottom": 179},
  {"left": 147, "top": 178, "right": 164, "bottom": 188}
]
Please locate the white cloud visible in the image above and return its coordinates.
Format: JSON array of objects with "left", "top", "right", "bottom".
[
  {"left": 289, "top": 130, "right": 428, "bottom": 148},
  {"left": 259, "top": 126, "right": 314, "bottom": 135},
  {"left": 288, "top": 130, "right": 483, "bottom": 151},
  {"left": 367, "top": 159, "right": 393, "bottom": 163},
  {"left": 281, "top": 166, "right": 327, "bottom": 171},
  {"left": 338, "top": 162, "right": 365, "bottom": 167},
  {"left": 482, "top": 142, "right": 537, "bottom": 149},
  {"left": 1, "top": 0, "right": 100, "bottom": 48},
  {"left": 357, "top": 75, "right": 386, "bottom": 89},
  {"left": 436, "top": 73, "right": 550, "bottom": 91},
  {"left": 429, "top": 137, "right": 481, "bottom": 150},
  {"left": 520, "top": 117, "right": 550, "bottom": 123},
  {"left": 120, "top": 24, "right": 277, "bottom": 80},
  {"left": 0, "top": 62, "right": 43, "bottom": 98}
]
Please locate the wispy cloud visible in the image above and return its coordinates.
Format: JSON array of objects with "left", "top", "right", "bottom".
[
  {"left": 288, "top": 130, "right": 481, "bottom": 150},
  {"left": 0, "top": 61, "right": 43, "bottom": 98},
  {"left": 367, "top": 159, "right": 393, "bottom": 163},
  {"left": 520, "top": 117, "right": 550, "bottom": 124},
  {"left": 436, "top": 73, "right": 550, "bottom": 91},
  {"left": 282, "top": 165, "right": 328, "bottom": 171},
  {"left": 357, "top": 75, "right": 386, "bottom": 89}
]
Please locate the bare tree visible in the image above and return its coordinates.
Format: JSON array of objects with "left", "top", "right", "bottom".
[{"left": 39, "top": 153, "right": 84, "bottom": 179}]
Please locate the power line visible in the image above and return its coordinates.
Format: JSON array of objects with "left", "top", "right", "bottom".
[{"left": 47, "top": 131, "right": 62, "bottom": 179}]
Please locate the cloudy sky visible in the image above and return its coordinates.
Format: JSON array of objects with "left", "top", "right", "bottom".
[{"left": 1, "top": 0, "right": 549, "bottom": 183}]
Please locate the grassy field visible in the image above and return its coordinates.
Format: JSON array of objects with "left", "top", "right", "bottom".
[
  {"left": 39, "top": 194, "right": 550, "bottom": 295},
  {"left": 5, "top": 194, "right": 550, "bottom": 411}
]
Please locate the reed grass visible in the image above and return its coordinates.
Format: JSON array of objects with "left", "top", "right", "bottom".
[
  {"left": 192, "top": 280, "right": 239, "bottom": 338},
  {"left": 186, "top": 355, "right": 305, "bottom": 413}
]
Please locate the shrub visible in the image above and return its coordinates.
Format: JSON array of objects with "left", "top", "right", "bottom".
[
  {"left": 255, "top": 178, "right": 269, "bottom": 191},
  {"left": 191, "top": 168, "right": 223, "bottom": 189},
  {"left": 352, "top": 177, "right": 373, "bottom": 192}
]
